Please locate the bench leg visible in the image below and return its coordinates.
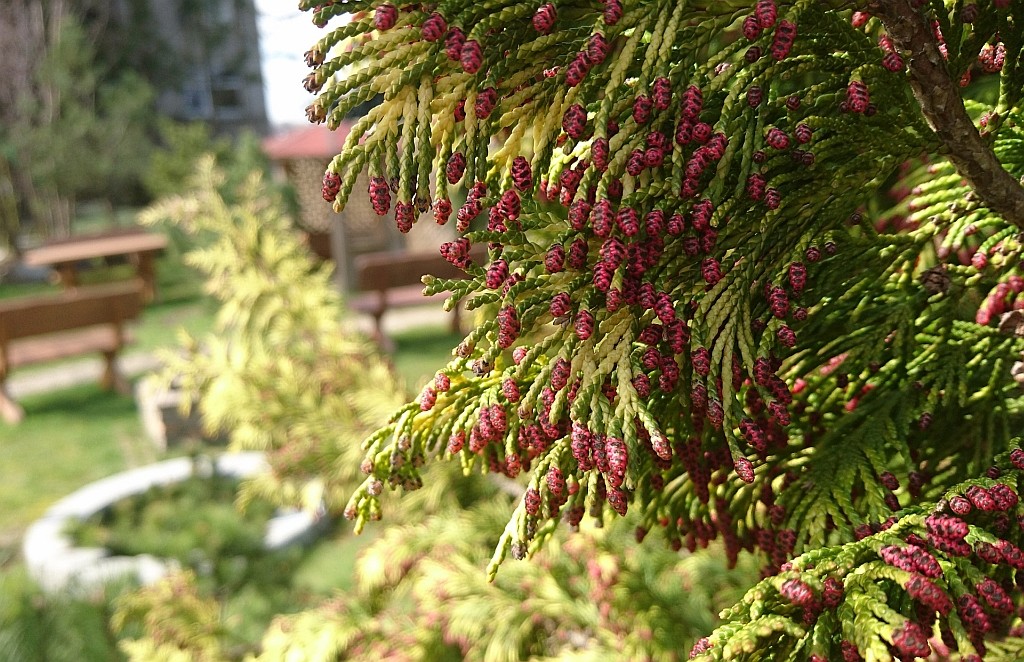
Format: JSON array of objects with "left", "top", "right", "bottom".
[
  {"left": 451, "top": 302, "right": 463, "bottom": 335},
  {"left": 101, "top": 351, "right": 130, "bottom": 395},
  {"left": 135, "top": 252, "right": 158, "bottom": 303},
  {"left": 0, "top": 384, "right": 24, "bottom": 424},
  {"left": 371, "top": 312, "right": 397, "bottom": 353}
]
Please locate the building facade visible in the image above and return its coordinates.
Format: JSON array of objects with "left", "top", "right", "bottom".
[{"left": 111, "top": 0, "right": 268, "bottom": 135}]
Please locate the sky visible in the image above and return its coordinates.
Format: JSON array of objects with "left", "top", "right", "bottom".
[{"left": 254, "top": 1, "right": 325, "bottom": 128}]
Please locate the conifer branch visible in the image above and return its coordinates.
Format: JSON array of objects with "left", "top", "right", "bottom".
[
  {"left": 290, "top": 1, "right": 1024, "bottom": 655},
  {"left": 872, "top": 0, "right": 1024, "bottom": 228},
  {"left": 692, "top": 448, "right": 1024, "bottom": 662}
]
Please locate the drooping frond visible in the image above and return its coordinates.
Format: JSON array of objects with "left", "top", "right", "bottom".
[
  {"left": 692, "top": 446, "right": 1024, "bottom": 661},
  {"left": 299, "top": 0, "right": 1024, "bottom": 585}
]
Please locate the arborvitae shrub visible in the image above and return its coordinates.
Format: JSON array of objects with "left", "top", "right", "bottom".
[
  {"left": 301, "top": 0, "right": 1024, "bottom": 658},
  {"left": 140, "top": 157, "right": 405, "bottom": 514}
]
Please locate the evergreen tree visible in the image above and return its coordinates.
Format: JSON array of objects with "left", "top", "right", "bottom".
[
  {"left": 0, "top": 5, "right": 156, "bottom": 238},
  {"left": 301, "top": 0, "right": 1024, "bottom": 659}
]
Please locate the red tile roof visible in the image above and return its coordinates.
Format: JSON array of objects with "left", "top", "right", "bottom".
[{"left": 262, "top": 122, "right": 354, "bottom": 161}]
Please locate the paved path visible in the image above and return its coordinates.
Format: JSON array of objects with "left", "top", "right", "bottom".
[
  {"left": 6, "top": 304, "right": 456, "bottom": 398},
  {"left": 8, "top": 353, "right": 163, "bottom": 399}
]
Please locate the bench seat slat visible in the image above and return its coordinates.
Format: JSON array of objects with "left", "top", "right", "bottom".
[{"left": 7, "top": 327, "right": 128, "bottom": 368}]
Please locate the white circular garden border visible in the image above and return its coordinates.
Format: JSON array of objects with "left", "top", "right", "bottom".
[{"left": 22, "top": 452, "right": 320, "bottom": 594}]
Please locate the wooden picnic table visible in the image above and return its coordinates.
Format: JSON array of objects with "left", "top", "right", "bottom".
[{"left": 22, "top": 229, "right": 168, "bottom": 302}]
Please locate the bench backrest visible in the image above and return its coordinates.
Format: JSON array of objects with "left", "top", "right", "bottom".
[
  {"left": 354, "top": 248, "right": 484, "bottom": 293},
  {"left": 0, "top": 281, "right": 144, "bottom": 343}
]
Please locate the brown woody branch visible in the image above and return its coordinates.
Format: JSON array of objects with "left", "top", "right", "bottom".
[{"left": 871, "top": 0, "right": 1024, "bottom": 228}]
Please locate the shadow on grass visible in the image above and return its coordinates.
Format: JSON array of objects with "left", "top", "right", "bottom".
[{"left": 11, "top": 383, "right": 138, "bottom": 419}]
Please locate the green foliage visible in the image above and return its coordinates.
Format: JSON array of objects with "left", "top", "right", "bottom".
[
  {"left": 142, "top": 121, "right": 233, "bottom": 200},
  {"left": 293, "top": 0, "right": 1024, "bottom": 658},
  {"left": 2, "top": 12, "right": 156, "bottom": 233},
  {"left": 693, "top": 448, "right": 1024, "bottom": 660},
  {"left": 0, "top": 557, "right": 125, "bottom": 662},
  {"left": 102, "top": 488, "right": 317, "bottom": 662},
  {"left": 143, "top": 124, "right": 296, "bottom": 215},
  {"left": 112, "top": 571, "right": 226, "bottom": 662},
  {"left": 69, "top": 471, "right": 279, "bottom": 588}
]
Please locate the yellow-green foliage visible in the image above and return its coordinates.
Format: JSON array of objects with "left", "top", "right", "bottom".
[
  {"left": 253, "top": 498, "right": 758, "bottom": 662},
  {"left": 112, "top": 571, "right": 226, "bottom": 662},
  {"left": 985, "top": 637, "right": 1024, "bottom": 662},
  {"left": 139, "top": 156, "right": 404, "bottom": 514},
  {"left": 692, "top": 448, "right": 1024, "bottom": 661}
]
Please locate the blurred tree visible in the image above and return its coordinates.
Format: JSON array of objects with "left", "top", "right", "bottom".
[
  {"left": 0, "top": 0, "right": 266, "bottom": 245},
  {"left": 139, "top": 155, "right": 402, "bottom": 520},
  {"left": 0, "top": 2, "right": 156, "bottom": 239},
  {"left": 144, "top": 123, "right": 298, "bottom": 229},
  {"left": 142, "top": 120, "right": 233, "bottom": 201}
]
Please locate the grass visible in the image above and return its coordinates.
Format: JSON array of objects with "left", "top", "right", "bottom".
[
  {"left": 132, "top": 296, "right": 218, "bottom": 353},
  {"left": 0, "top": 384, "right": 158, "bottom": 544},
  {"left": 292, "top": 525, "right": 380, "bottom": 595},
  {"left": 389, "top": 324, "right": 463, "bottom": 389}
]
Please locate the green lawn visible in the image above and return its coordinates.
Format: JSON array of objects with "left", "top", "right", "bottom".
[
  {"left": 0, "top": 384, "right": 157, "bottom": 544},
  {"left": 132, "top": 296, "right": 218, "bottom": 353},
  {"left": 389, "top": 324, "right": 463, "bottom": 389},
  {"left": 291, "top": 525, "right": 380, "bottom": 595}
]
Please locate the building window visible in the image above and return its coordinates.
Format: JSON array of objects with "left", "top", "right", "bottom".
[{"left": 212, "top": 77, "right": 245, "bottom": 119}]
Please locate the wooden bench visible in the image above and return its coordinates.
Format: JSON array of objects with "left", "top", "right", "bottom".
[
  {"left": 349, "top": 248, "right": 481, "bottom": 346},
  {"left": 22, "top": 229, "right": 168, "bottom": 302},
  {"left": 0, "top": 280, "right": 144, "bottom": 423}
]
